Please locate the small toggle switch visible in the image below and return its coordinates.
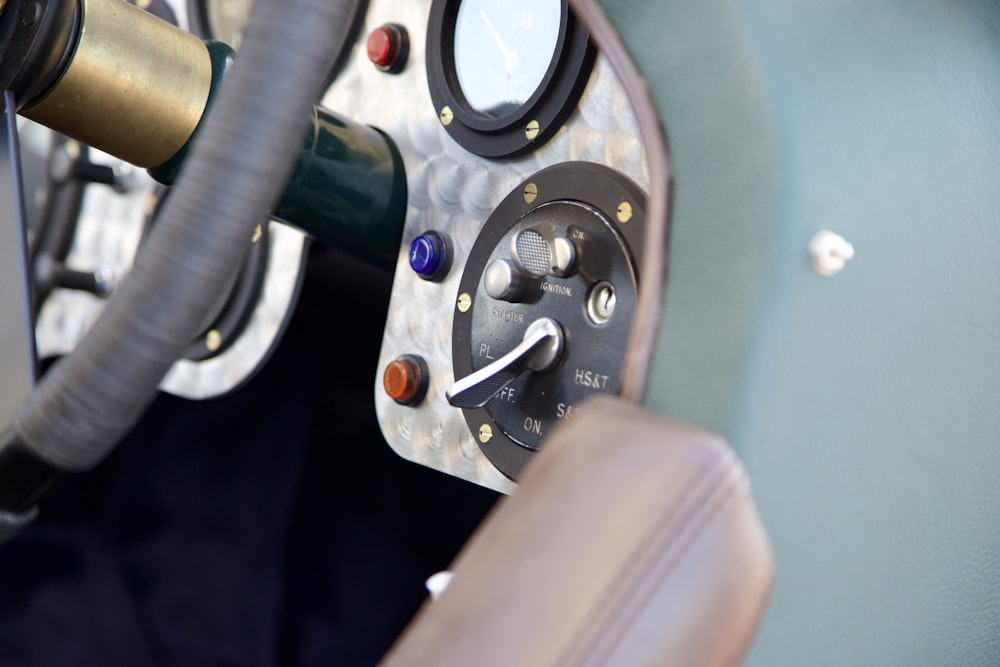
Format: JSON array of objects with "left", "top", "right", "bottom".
[{"left": 550, "top": 236, "right": 576, "bottom": 277}]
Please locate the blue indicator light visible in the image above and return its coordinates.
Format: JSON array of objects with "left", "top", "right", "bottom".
[{"left": 409, "top": 231, "right": 449, "bottom": 280}]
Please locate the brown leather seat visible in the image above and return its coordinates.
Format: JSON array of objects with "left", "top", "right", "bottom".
[{"left": 380, "top": 396, "right": 774, "bottom": 667}]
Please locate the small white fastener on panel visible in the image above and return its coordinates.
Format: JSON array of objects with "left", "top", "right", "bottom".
[{"left": 808, "top": 230, "right": 855, "bottom": 277}]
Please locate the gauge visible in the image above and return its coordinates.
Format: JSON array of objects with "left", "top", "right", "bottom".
[
  {"left": 427, "top": 0, "right": 595, "bottom": 158},
  {"left": 453, "top": 0, "right": 562, "bottom": 118}
]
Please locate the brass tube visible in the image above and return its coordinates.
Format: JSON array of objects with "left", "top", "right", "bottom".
[{"left": 21, "top": 0, "right": 212, "bottom": 167}]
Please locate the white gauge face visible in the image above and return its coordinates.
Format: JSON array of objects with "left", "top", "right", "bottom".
[{"left": 453, "top": 0, "right": 563, "bottom": 118}]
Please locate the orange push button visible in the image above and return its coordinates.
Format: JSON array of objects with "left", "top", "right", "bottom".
[{"left": 383, "top": 355, "right": 428, "bottom": 405}]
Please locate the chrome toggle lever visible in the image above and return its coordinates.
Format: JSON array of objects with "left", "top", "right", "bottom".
[{"left": 447, "top": 318, "right": 564, "bottom": 409}]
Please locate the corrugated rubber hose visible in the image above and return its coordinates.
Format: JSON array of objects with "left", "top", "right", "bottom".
[{"left": 13, "top": 0, "right": 356, "bottom": 471}]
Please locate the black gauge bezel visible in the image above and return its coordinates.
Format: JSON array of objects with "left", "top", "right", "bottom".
[
  {"left": 452, "top": 162, "right": 647, "bottom": 480},
  {"left": 426, "top": 0, "right": 596, "bottom": 159}
]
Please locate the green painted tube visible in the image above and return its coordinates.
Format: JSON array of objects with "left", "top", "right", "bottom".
[
  {"left": 273, "top": 106, "right": 407, "bottom": 269},
  {"left": 149, "top": 41, "right": 407, "bottom": 269}
]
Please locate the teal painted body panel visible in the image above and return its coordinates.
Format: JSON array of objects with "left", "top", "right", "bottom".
[{"left": 600, "top": 0, "right": 1000, "bottom": 664}]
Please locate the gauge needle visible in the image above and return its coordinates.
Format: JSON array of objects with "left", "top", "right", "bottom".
[{"left": 480, "top": 10, "right": 518, "bottom": 74}]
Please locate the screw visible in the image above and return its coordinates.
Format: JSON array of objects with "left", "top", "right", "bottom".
[
  {"left": 205, "top": 329, "right": 223, "bottom": 353},
  {"left": 440, "top": 106, "right": 454, "bottom": 126},
  {"left": 478, "top": 424, "right": 493, "bottom": 443},
  {"left": 251, "top": 224, "right": 263, "bottom": 243},
  {"left": 617, "top": 202, "right": 633, "bottom": 224},
  {"left": 524, "top": 183, "right": 538, "bottom": 204},
  {"left": 457, "top": 292, "right": 472, "bottom": 313},
  {"left": 525, "top": 120, "right": 540, "bottom": 141}
]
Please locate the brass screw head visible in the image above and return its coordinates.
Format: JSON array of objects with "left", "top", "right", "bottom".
[
  {"left": 523, "top": 183, "right": 538, "bottom": 204},
  {"left": 440, "top": 106, "right": 454, "bottom": 126},
  {"left": 457, "top": 292, "right": 472, "bottom": 313},
  {"left": 617, "top": 201, "right": 633, "bottom": 224},
  {"left": 205, "top": 329, "right": 223, "bottom": 352},
  {"left": 478, "top": 424, "right": 493, "bottom": 443},
  {"left": 525, "top": 120, "right": 540, "bottom": 141}
]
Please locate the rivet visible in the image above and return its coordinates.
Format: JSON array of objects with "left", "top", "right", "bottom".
[
  {"left": 457, "top": 292, "right": 472, "bottom": 313},
  {"left": 440, "top": 106, "right": 454, "bottom": 126},
  {"left": 478, "top": 424, "right": 493, "bottom": 443},
  {"left": 251, "top": 224, "right": 263, "bottom": 243},
  {"left": 65, "top": 141, "right": 80, "bottom": 161},
  {"left": 525, "top": 120, "right": 540, "bottom": 141},
  {"left": 808, "top": 230, "right": 855, "bottom": 276},
  {"left": 523, "top": 183, "right": 538, "bottom": 204},
  {"left": 617, "top": 202, "right": 633, "bottom": 224},
  {"left": 205, "top": 329, "right": 222, "bottom": 352}
]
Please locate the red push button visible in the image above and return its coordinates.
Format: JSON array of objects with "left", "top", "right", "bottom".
[
  {"left": 383, "top": 355, "right": 428, "bottom": 405},
  {"left": 367, "top": 24, "right": 409, "bottom": 73}
]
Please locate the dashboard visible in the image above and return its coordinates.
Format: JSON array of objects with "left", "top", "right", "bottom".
[{"left": 29, "top": 0, "right": 653, "bottom": 493}]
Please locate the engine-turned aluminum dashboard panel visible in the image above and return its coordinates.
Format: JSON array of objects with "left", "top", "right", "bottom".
[{"left": 320, "top": 0, "right": 649, "bottom": 492}]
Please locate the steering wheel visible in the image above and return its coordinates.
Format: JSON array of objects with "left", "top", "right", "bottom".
[{"left": 0, "top": 0, "right": 359, "bottom": 504}]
